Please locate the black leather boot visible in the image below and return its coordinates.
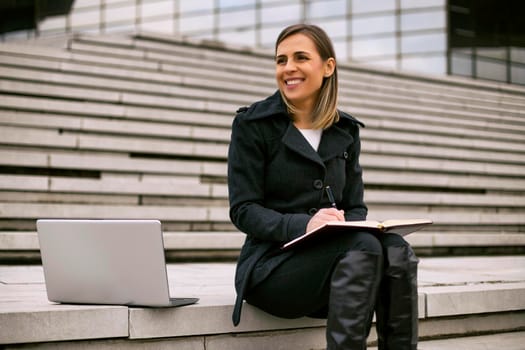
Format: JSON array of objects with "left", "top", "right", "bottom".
[
  {"left": 375, "top": 245, "right": 419, "bottom": 350},
  {"left": 326, "top": 251, "right": 383, "bottom": 350}
]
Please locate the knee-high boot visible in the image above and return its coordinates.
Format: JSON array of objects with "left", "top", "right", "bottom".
[
  {"left": 326, "top": 251, "right": 383, "bottom": 350},
  {"left": 375, "top": 245, "right": 419, "bottom": 350}
]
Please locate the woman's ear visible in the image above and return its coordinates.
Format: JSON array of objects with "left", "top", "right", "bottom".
[
  {"left": 323, "top": 57, "right": 335, "bottom": 78},
  {"left": 324, "top": 57, "right": 336, "bottom": 78}
]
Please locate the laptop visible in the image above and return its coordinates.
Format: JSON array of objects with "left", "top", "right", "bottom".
[{"left": 36, "top": 219, "right": 199, "bottom": 308}]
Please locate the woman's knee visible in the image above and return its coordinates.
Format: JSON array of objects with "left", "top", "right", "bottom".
[
  {"left": 346, "top": 231, "right": 382, "bottom": 255},
  {"left": 381, "top": 234, "right": 419, "bottom": 276},
  {"left": 380, "top": 233, "right": 411, "bottom": 249}
]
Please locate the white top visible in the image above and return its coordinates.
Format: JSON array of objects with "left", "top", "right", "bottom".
[{"left": 299, "top": 128, "right": 323, "bottom": 151}]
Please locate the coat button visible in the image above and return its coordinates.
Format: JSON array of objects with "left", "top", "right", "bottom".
[
  {"left": 313, "top": 179, "right": 323, "bottom": 189},
  {"left": 308, "top": 208, "right": 318, "bottom": 215},
  {"left": 343, "top": 151, "right": 349, "bottom": 159}
]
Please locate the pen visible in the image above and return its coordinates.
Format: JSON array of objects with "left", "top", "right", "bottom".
[{"left": 325, "top": 186, "right": 337, "bottom": 209}]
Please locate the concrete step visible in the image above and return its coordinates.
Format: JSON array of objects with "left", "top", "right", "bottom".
[
  {"left": 373, "top": 332, "right": 525, "bottom": 350},
  {"left": 5, "top": 32, "right": 525, "bottom": 110},
  {"left": 2, "top": 148, "right": 524, "bottom": 195},
  {"left": 0, "top": 125, "right": 229, "bottom": 159},
  {"left": 3, "top": 37, "right": 525, "bottom": 124},
  {"left": 88, "top": 32, "right": 525, "bottom": 102},
  {"left": 1, "top": 230, "right": 524, "bottom": 263},
  {"left": 364, "top": 169, "right": 525, "bottom": 192},
  {"left": 3, "top": 175, "right": 525, "bottom": 209},
  {"left": 0, "top": 64, "right": 265, "bottom": 104},
  {"left": 0, "top": 93, "right": 234, "bottom": 126},
  {"left": 0, "top": 256, "right": 523, "bottom": 347},
  {"left": 0, "top": 31, "right": 524, "bottom": 262},
  {"left": 361, "top": 153, "right": 525, "bottom": 177},
  {"left": 3, "top": 70, "right": 523, "bottom": 132},
  {"left": 0, "top": 202, "right": 523, "bottom": 229},
  {"left": 354, "top": 105, "right": 525, "bottom": 136},
  {"left": 84, "top": 32, "right": 525, "bottom": 105},
  {"left": 0, "top": 148, "right": 228, "bottom": 177},
  {"left": 2, "top": 124, "right": 524, "bottom": 174},
  {"left": 2, "top": 108, "right": 524, "bottom": 157},
  {"left": 2, "top": 90, "right": 523, "bottom": 141}
]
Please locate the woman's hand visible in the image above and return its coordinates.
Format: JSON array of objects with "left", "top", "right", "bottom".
[{"left": 306, "top": 208, "right": 345, "bottom": 233}]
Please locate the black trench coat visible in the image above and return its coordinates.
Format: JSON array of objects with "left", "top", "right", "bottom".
[{"left": 228, "top": 91, "right": 367, "bottom": 326}]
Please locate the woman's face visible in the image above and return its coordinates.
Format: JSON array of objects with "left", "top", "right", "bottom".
[{"left": 275, "top": 33, "right": 334, "bottom": 114}]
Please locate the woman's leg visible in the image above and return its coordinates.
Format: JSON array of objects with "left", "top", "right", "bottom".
[
  {"left": 375, "top": 233, "right": 419, "bottom": 350},
  {"left": 245, "top": 231, "right": 383, "bottom": 349},
  {"left": 326, "top": 249, "right": 383, "bottom": 350}
]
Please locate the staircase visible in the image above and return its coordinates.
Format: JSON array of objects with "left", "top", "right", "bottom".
[{"left": 0, "top": 32, "right": 524, "bottom": 348}]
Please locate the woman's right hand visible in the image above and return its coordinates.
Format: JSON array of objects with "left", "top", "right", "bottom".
[{"left": 306, "top": 208, "right": 345, "bottom": 233}]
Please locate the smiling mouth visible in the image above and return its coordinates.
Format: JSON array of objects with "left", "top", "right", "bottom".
[{"left": 285, "top": 78, "right": 303, "bottom": 85}]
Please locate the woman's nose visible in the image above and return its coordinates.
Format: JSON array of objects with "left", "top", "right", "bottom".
[{"left": 284, "top": 60, "right": 297, "bottom": 72}]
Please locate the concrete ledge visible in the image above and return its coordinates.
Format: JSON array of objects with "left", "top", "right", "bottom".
[
  {"left": 0, "top": 257, "right": 524, "bottom": 346},
  {"left": 0, "top": 301, "right": 128, "bottom": 344},
  {"left": 423, "top": 283, "right": 525, "bottom": 317},
  {"left": 1, "top": 231, "right": 525, "bottom": 253},
  {"left": 372, "top": 331, "right": 525, "bottom": 350}
]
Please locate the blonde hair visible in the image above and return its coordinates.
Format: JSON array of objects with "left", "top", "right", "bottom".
[{"left": 275, "top": 24, "right": 339, "bottom": 129}]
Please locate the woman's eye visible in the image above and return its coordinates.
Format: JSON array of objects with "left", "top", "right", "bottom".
[{"left": 276, "top": 58, "right": 286, "bottom": 65}]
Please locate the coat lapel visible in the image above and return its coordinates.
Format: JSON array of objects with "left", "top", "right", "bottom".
[
  {"left": 281, "top": 122, "right": 325, "bottom": 167},
  {"left": 243, "top": 91, "right": 358, "bottom": 167},
  {"left": 281, "top": 123, "right": 355, "bottom": 167},
  {"left": 318, "top": 125, "right": 354, "bottom": 162}
]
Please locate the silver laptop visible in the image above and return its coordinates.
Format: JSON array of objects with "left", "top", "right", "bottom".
[{"left": 36, "top": 219, "right": 199, "bottom": 307}]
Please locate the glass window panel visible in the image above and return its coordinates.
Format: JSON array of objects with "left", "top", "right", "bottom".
[
  {"left": 219, "top": 0, "right": 255, "bottom": 8},
  {"left": 476, "top": 58, "right": 506, "bottom": 82},
  {"left": 140, "top": 18, "right": 175, "bottom": 33},
  {"left": 180, "top": 14, "right": 215, "bottom": 32},
  {"left": 351, "top": 36, "right": 396, "bottom": 58},
  {"left": 315, "top": 20, "right": 346, "bottom": 40},
  {"left": 401, "top": 10, "right": 445, "bottom": 31},
  {"left": 105, "top": 22, "right": 137, "bottom": 33},
  {"left": 401, "top": 0, "right": 445, "bottom": 9},
  {"left": 40, "top": 27, "right": 70, "bottom": 36},
  {"left": 105, "top": 4, "right": 136, "bottom": 22},
  {"left": 260, "top": 26, "right": 282, "bottom": 48},
  {"left": 141, "top": 1, "right": 174, "bottom": 18},
  {"left": 73, "top": 0, "right": 101, "bottom": 9},
  {"left": 360, "top": 58, "right": 398, "bottom": 70},
  {"left": 71, "top": 9, "right": 100, "bottom": 27},
  {"left": 180, "top": 0, "right": 214, "bottom": 14},
  {"left": 352, "top": 15, "right": 395, "bottom": 36},
  {"left": 401, "top": 33, "right": 446, "bottom": 54},
  {"left": 219, "top": 9, "right": 256, "bottom": 28},
  {"left": 332, "top": 40, "right": 347, "bottom": 61},
  {"left": 218, "top": 29, "right": 255, "bottom": 47},
  {"left": 307, "top": 0, "right": 346, "bottom": 19},
  {"left": 264, "top": 0, "right": 300, "bottom": 3},
  {"left": 452, "top": 47, "right": 473, "bottom": 55},
  {"left": 261, "top": 4, "right": 302, "bottom": 24},
  {"left": 401, "top": 55, "right": 446, "bottom": 74},
  {"left": 477, "top": 47, "right": 507, "bottom": 60},
  {"left": 352, "top": 0, "right": 396, "bottom": 14},
  {"left": 39, "top": 15, "right": 67, "bottom": 31},
  {"left": 79, "top": 27, "right": 101, "bottom": 35},
  {"left": 105, "top": 0, "right": 133, "bottom": 5},
  {"left": 511, "top": 47, "right": 525, "bottom": 63},
  {"left": 451, "top": 52, "right": 472, "bottom": 76},
  {"left": 184, "top": 32, "right": 216, "bottom": 42},
  {"left": 510, "top": 64, "right": 525, "bottom": 85}
]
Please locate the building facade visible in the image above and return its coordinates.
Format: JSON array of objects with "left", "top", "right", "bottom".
[{"left": 1, "top": 0, "right": 524, "bottom": 85}]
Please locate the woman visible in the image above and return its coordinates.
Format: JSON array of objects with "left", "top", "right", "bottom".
[{"left": 228, "top": 24, "right": 419, "bottom": 350}]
